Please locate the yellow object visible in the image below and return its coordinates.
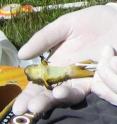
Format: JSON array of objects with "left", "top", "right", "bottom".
[
  {"left": 0, "top": 65, "right": 28, "bottom": 120},
  {"left": 0, "top": 4, "right": 33, "bottom": 17},
  {"left": 21, "top": 4, "right": 33, "bottom": 13},
  {"left": 0, "top": 4, "right": 21, "bottom": 16}
]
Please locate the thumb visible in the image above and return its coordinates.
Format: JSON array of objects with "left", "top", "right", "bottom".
[{"left": 18, "top": 16, "right": 70, "bottom": 59}]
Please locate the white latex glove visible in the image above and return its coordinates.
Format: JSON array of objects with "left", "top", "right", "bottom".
[
  {"left": 13, "top": 3, "right": 117, "bottom": 115},
  {"left": 91, "top": 46, "right": 117, "bottom": 106}
]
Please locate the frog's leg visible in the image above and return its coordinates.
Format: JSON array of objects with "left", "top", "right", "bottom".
[
  {"left": 40, "top": 55, "right": 49, "bottom": 65},
  {"left": 43, "top": 79, "right": 53, "bottom": 90},
  {"left": 79, "top": 59, "right": 97, "bottom": 64}
]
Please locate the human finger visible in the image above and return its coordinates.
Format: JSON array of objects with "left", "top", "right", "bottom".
[
  {"left": 52, "top": 78, "right": 91, "bottom": 105},
  {"left": 18, "top": 15, "right": 70, "bottom": 59},
  {"left": 28, "top": 93, "right": 55, "bottom": 114},
  {"left": 91, "top": 72, "right": 117, "bottom": 106},
  {"left": 91, "top": 45, "right": 117, "bottom": 105},
  {"left": 12, "top": 82, "right": 44, "bottom": 115},
  {"left": 97, "top": 46, "right": 117, "bottom": 93}
]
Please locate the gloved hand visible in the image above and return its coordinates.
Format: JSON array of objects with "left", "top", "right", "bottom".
[
  {"left": 13, "top": 3, "right": 117, "bottom": 115},
  {"left": 91, "top": 46, "right": 117, "bottom": 106}
]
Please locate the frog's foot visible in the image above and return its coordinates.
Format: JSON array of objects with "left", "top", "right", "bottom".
[
  {"left": 47, "top": 85, "right": 53, "bottom": 90},
  {"left": 79, "top": 59, "right": 97, "bottom": 64},
  {"left": 43, "top": 80, "right": 53, "bottom": 90}
]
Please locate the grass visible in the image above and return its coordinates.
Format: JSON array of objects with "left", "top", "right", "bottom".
[{"left": 0, "top": 0, "right": 114, "bottom": 49}]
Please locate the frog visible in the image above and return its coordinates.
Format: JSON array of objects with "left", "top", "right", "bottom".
[{"left": 24, "top": 57, "right": 95, "bottom": 90}]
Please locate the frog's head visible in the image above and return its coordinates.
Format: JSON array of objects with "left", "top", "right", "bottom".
[
  {"left": 24, "top": 64, "right": 43, "bottom": 84},
  {"left": 24, "top": 60, "right": 48, "bottom": 86}
]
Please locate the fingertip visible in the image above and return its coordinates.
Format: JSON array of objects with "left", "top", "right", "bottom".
[
  {"left": 12, "top": 93, "right": 31, "bottom": 115},
  {"left": 18, "top": 44, "right": 32, "bottom": 59},
  {"left": 18, "top": 47, "right": 25, "bottom": 59},
  {"left": 52, "top": 86, "right": 70, "bottom": 99},
  {"left": 28, "top": 95, "right": 52, "bottom": 114},
  {"left": 12, "top": 102, "right": 27, "bottom": 115},
  {"left": 52, "top": 85, "right": 85, "bottom": 104},
  {"left": 12, "top": 99, "right": 28, "bottom": 115}
]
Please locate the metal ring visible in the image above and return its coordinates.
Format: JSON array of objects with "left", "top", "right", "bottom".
[{"left": 13, "top": 115, "right": 30, "bottom": 124}]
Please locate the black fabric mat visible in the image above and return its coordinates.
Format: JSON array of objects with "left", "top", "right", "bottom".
[{"left": 36, "top": 93, "right": 117, "bottom": 124}]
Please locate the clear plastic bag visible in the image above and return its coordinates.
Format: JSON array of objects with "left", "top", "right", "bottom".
[
  {"left": 0, "top": 30, "right": 49, "bottom": 67},
  {"left": 0, "top": 30, "right": 19, "bottom": 66}
]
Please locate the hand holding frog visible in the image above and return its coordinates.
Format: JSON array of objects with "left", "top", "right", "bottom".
[{"left": 13, "top": 3, "right": 117, "bottom": 115}]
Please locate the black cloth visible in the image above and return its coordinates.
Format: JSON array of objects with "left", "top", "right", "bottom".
[{"left": 37, "top": 93, "right": 117, "bottom": 124}]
